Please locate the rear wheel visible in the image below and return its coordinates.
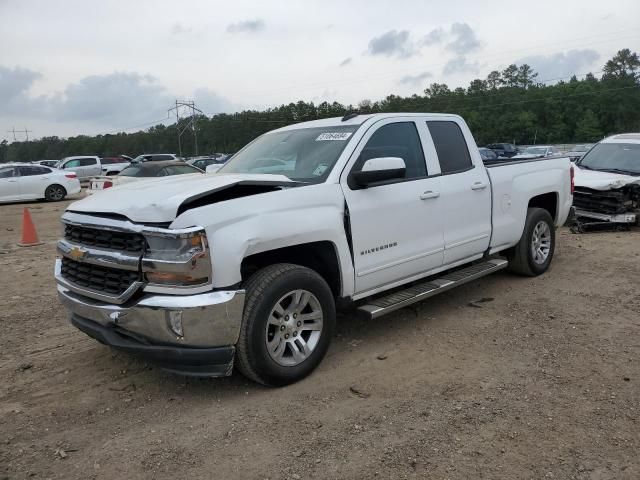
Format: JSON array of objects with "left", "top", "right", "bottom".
[
  {"left": 236, "top": 263, "right": 336, "bottom": 386},
  {"left": 507, "top": 207, "right": 555, "bottom": 276},
  {"left": 45, "top": 184, "right": 66, "bottom": 202}
]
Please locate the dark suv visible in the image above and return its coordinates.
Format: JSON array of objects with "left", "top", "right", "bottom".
[{"left": 486, "top": 143, "right": 518, "bottom": 158}]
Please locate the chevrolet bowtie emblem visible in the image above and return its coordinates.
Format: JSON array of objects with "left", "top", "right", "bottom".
[{"left": 69, "top": 246, "right": 87, "bottom": 261}]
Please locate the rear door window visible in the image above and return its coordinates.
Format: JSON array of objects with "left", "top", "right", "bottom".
[
  {"left": 18, "top": 166, "right": 51, "bottom": 176},
  {"left": 0, "top": 167, "right": 17, "bottom": 178},
  {"left": 427, "top": 121, "right": 473, "bottom": 174},
  {"left": 80, "top": 158, "right": 98, "bottom": 166}
]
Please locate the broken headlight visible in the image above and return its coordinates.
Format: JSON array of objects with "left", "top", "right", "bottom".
[{"left": 142, "top": 229, "right": 212, "bottom": 290}]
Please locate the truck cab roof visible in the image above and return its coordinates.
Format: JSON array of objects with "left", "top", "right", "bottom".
[{"left": 272, "top": 112, "right": 465, "bottom": 133}]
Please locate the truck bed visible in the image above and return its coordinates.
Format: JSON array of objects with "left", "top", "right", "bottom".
[{"left": 485, "top": 155, "right": 572, "bottom": 253}]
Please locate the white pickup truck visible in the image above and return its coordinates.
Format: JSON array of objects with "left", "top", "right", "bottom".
[{"left": 55, "top": 113, "right": 573, "bottom": 386}]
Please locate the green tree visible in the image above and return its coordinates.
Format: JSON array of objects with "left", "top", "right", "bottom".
[
  {"left": 486, "top": 70, "right": 502, "bottom": 90},
  {"left": 574, "top": 109, "right": 603, "bottom": 141},
  {"left": 517, "top": 64, "right": 538, "bottom": 88},
  {"left": 501, "top": 64, "right": 519, "bottom": 87},
  {"left": 603, "top": 48, "right": 640, "bottom": 80},
  {"left": 3, "top": 49, "right": 639, "bottom": 160}
]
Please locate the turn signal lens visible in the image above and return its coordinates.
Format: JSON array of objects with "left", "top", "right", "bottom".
[{"left": 146, "top": 271, "right": 208, "bottom": 286}]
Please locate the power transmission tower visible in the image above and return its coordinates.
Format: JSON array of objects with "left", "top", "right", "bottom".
[
  {"left": 167, "top": 100, "right": 203, "bottom": 157},
  {"left": 6, "top": 127, "right": 32, "bottom": 142}
]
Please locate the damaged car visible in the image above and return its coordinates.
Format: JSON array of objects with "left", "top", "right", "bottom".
[{"left": 572, "top": 133, "right": 640, "bottom": 231}]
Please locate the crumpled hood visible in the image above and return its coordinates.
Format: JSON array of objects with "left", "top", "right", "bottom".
[
  {"left": 68, "top": 173, "right": 294, "bottom": 223},
  {"left": 574, "top": 166, "right": 640, "bottom": 190}
]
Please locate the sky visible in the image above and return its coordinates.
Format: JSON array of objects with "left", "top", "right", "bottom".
[{"left": 1, "top": 0, "right": 639, "bottom": 141}]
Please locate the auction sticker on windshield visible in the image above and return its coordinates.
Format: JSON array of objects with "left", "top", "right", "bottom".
[{"left": 316, "top": 132, "right": 352, "bottom": 141}]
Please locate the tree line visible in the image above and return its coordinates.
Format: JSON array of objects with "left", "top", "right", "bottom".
[{"left": 1, "top": 49, "right": 639, "bottom": 163}]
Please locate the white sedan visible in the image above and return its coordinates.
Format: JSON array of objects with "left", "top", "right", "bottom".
[
  {"left": 0, "top": 163, "right": 81, "bottom": 203},
  {"left": 88, "top": 160, "right": 202, "bottom": 194}
]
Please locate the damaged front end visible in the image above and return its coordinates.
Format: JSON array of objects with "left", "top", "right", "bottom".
[{"left": 572, "top": 184, "right": 640, "bottom": 232}]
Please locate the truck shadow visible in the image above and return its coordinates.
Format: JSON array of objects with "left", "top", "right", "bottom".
[{"left": 131, "top": 270, "right": 517, "bottom": 398}]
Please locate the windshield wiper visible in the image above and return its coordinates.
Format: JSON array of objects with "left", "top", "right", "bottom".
[{"left": 597, "top": 168, "right": 640, "bottom": 176}]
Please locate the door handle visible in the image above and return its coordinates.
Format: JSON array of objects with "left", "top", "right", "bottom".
[
  {"left": 471, "top": 182, "right": 487, "bottom": 190},
  {"left": 420, "top": 191, "right": 440, "bottom": 200},
  {"left": 8, "top": 179, "right": 18, "bottom": 183}
]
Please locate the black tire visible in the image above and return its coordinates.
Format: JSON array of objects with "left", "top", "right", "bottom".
[
  {"left": 507, "top": 207, "right": 555, "bottom": 276},
  {"left": 236, "top": 263, "right": 336, "bottom": 386},
  {"left": 44, "top": 184, "right": 66, "bottom": 202}
]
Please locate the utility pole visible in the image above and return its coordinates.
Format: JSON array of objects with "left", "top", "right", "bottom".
[
  {"left": 7, "top": 127, "right": 16, "bottom": 142},
  {"left": 167, "top": 100, "right": 203, "bottom": 157}
]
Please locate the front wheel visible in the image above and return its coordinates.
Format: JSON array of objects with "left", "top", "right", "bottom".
[
  {"left": 507, "top": 207, "right": 555, "bottom": 276},
  {"left": 235, "top": 263, "right": 336, "bottom": 386},
  {"left": 44, "top": 184, "right": 66, "bottom": 202}
]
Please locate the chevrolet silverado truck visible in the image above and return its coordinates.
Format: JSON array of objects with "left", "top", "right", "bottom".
[{"left": 55, "top": 113, "right": 573, "bottom": 386}]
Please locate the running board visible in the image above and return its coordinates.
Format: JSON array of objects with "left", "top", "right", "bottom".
[{"left": 357, "top": 258, "right": 508, "bottom": 319}]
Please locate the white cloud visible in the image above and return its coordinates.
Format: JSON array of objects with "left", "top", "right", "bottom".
[
  {"left": 399, "top": 72, "right": 433, "bottom": 85},
  {"left": 226, "top": 19, "right": 265, "bottom": 34},
  {"left": 367, "top": 30, "right": 415, "bottom": 59},
  {"left": 171, "top": 23, "right": 192, "bottom": 35},
  {"left": 516, "top": 49, "right": 601, "bottom": 81},
  {"left": 443, "top": 56, "right": 480, "bottom": 75},
  {"left": 0, "top": 67, "right": 232, "bottom": 132},
  {"left": 446, "top": 23, "right": 481, "bottom": 54}
]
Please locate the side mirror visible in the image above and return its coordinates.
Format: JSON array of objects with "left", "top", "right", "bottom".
[{"left": 348, "top": 157, "right": 406, "bottom": 189}]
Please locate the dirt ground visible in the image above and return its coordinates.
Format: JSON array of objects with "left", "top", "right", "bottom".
[{"left": 0, "top": 195, "right": 638, "bottom": 480}]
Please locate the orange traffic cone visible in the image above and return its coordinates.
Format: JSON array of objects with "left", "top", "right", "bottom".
[{"left": 18, "top": 208, "right": 44, "bottom": 247}]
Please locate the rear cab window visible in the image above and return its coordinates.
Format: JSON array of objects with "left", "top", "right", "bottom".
[{"left": 426, "top": 121, "right": 474, "bottom": 174}]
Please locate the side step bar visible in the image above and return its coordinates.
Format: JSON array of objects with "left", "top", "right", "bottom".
[{"left": 357, "top": 258, "right": 508, "bottom": 319}]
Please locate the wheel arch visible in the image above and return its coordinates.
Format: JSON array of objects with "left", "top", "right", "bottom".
[
  {"left": 240, "top": 241, "right": 342, "bottom": 298},
  {"left": 527, "top": 191, "right": 558, "bottom": 223}
]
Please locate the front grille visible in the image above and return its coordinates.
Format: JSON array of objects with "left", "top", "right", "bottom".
[
  {"left": 573, "top": 187, "right": 627, "bottom": 214},
  {"left": 64, "top": 224, "right": 146, "bottom": 253},
  {"left": 61, "top": 257, "right": 140, "bottom": 296}
]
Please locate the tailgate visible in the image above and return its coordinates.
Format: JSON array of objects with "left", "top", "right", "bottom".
[{"left": 89, "top": 176, "right": 113, "bottom": 191}]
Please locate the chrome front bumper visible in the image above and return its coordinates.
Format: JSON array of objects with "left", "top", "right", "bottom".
[
  {"left": 57, "top": 272, "right": 245, "bottom": 349},
  {"left": 574, "top": 208, "right": 637, "bottom": 224}
]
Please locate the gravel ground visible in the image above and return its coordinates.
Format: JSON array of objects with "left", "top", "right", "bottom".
[{"left": 0, "top": 196, "right": 638, "bottom": 479}]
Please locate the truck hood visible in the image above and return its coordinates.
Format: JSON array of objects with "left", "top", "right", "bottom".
[
  {"left": 68, "top": 173, "right": 296, "bottom": 223},
  {"left": 574, "top": 166, "right": 640, "bottom": 190}
]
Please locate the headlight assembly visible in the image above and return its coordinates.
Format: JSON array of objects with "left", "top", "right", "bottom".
[{"left": 142, "top": 229, "right": 212, "bottom": 290}]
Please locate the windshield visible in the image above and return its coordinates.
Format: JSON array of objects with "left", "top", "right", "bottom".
[
  {"left": 571, "top": 145, "right": 590, "bottom": 152},
  {"left": 218, "top": 126, "right": 359, "bottom": 182},
  {"left": 523, "top": 147, "right": 547, "bottom": 155},
  {"left": 579, "top": 143, "right": 640, "bottom": 175}
]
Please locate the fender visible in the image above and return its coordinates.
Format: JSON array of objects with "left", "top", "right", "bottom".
[{"left": 170, "top": 182, "right": 356, "bottom": 296}]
